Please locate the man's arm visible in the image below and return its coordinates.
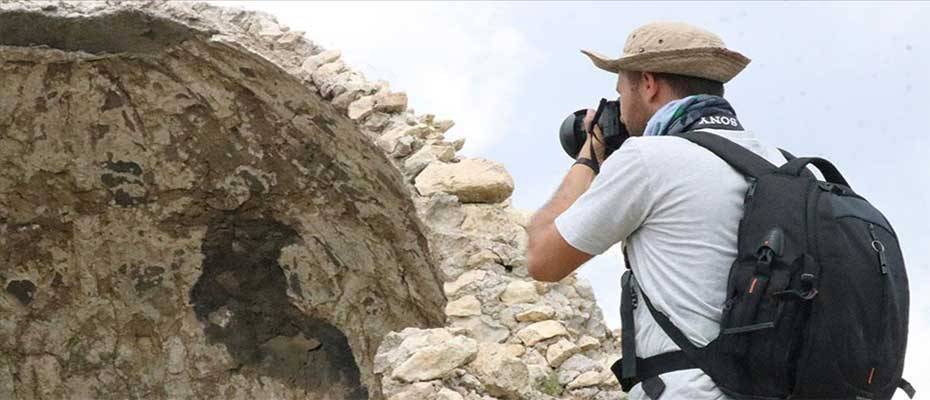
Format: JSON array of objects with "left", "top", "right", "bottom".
[
  {"left": 526, "top": 163, "right": 597, "bottom": 282},
  {"left": 527, "top": 115, "right": 606, "bottom": 282}
]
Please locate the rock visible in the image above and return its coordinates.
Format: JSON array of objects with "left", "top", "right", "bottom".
[
  {"left": 415, "top": 158, "right": 514, "bottom": 203},
  {"left": 433, "top": 144, "right": 456, "bottom": 162},
  {"left": 451, "top": 137, "right": 465, "bottom": 151},
  {"left": 375, "top": 128, "right": 406, "bottom": 153},
  {"left": 403, "top": 110, "right": 418, "bottom": 125},
  {"left": 384, "top": 381, "right": 450, "bottom": 400},
  {"left": 166, "top": 336, "right": 187, "bottom": 374},
  {"left": 416, "top": 194, "right": 468, "bottom": 235},
  {"left": 453, "top": 315, "right": 511, "bottom": 343},
  {"left": 376, "top": 328, "right": 455, "bottom": 374},
  {"left": 568, "top": 387, "right": 601, "bottom": 398},
  {"left": 348, "top": 95, "right": 377, "bottom": 120},
  {"left": 534, "top": 281, "right": 553, "bottom": 295},
  {"left": 384, "top": 382, "right": 466, "bottom": 400},
  {"left": 395, "top": 137, "right": 417, "bottom": 158},
  {"left": 275, "top": 30, "right": 305, "bottom": 50},
  {"left": 376, "top": 125, "right": 430, "bottom": 156},
  {"left": 401, "top": 123, "right": 433, "bottom": 139},
  {"left": 391, "top": 335, "right": 478, "bottom": 382},
  {"left": 575, "top": 279, "right": 596, "bottom": 301},
  {"left": 466, "top": 342, "right": 530, "bottom": 399},
  {"left": 404, "top": 145, "right": 439, "bottom": 177},
  {"left": 318, "top": 70, "right": 351, "bottom": 98},
  {"left": 546, "top": 339, "right": 581, "bottom": 368},
  {"left": 301, "top": 49, "right": 341, "bottom": 73},
  {"left": 567, "top": 370, "right": 606, "bottom": 389},
  {"left": 310, "top": 59, "right": 347, "bottom": 89},
  {"left": 435, "top": 388, "right": 464, "bottom": 400},
  {"left": 446, "top": 295, "right": 481, "bottom": 317},
  {"left": 508, "top": 208, "right": 534, "bottom": 228},
  {"left": 595, "top": 390, "right": 629, "bottom": 400},
  {"left": 419, "top": 114, "right": 436, "bottom": 125},
  {"left": 500, "top": 280, "right": 539, "bottom": 304},
  {"left": 559, "top": 354, "right": 598, "bottom": 376},
  {"left": 503, "top": 344, "right": 526, "bottom": 358},
  {"left": 516, "top": 320, "right": 569, "bottom": 346},
  {"left": 466, "top": 248, "right": 501, "bottom": 267},
  {"left": 20, "top": 355, "right": 62, "bottom": 398},
  {"left": 435, "top": 119, "right": 455, "bottom": 133},
  {"left": 0, "top": 360, "right": 14, "bottom": 400},
  {"left": 577, "top": 335, "right": 600, "bottom": 351},
  {"left": 208, "top": 306, "right": 233, "bottom": 327},
  {"left": 375, "top": 92, "right": 408, "bottom": 113},
  {"left": 332, "top": 89, "right": 363, "bottom": 111},
  {"left": 515, "top": 305, "right": 556, "bottom": 322},
  {"left": 330, "top": 71, "right": 378, "bottom": 100},
  {"left": 460, "top": 204, "right": 528, "bottom": 246},
  {"left": 444, "top": 270, "right": 487, "bottom": 297},
  {"left": 558, "top": 369, "right": 581, "bottom": 386},
  {"left": 247, "top": 13, "right": 286, "bottom": 39},
  {"left": 362, "top": 112, "right": 394, "bottom": 132}
]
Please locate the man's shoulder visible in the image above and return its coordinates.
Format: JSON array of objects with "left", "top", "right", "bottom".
[
  {"left": 614, "top": 130, "right": 788, "bottom": 184},
  {"left": 620, "top": 134, "right": 720, "bottom": 165},
  {"left": 623, "top": 129, "right": 777, "bottom": 161}
]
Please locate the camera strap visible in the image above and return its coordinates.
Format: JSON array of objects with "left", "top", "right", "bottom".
[
  {"left": 573, "top": 131, "right": 602, "bottom": 174},
  {"left": 576, "top": 99, "right": 611, "bottom": 171},
  {"left": 573, "top": 157, "right": 600, "bottom": 174}
]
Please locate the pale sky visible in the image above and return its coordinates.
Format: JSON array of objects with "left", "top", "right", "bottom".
[{"left": 210, "top": 2, "right": 929, "bottom": 397}]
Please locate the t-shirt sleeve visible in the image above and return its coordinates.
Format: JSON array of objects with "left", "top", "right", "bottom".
[{"left": 554, "top": 140, "right": 654, "bottom": 255}]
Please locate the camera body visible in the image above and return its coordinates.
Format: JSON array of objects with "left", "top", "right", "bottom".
[{"left": 559, "top": 98, "right": 630, "bottom": 159}]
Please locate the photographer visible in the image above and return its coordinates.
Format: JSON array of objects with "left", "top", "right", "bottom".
[{"left": 526, "top": 22, "right": 786, "bottom": 399}]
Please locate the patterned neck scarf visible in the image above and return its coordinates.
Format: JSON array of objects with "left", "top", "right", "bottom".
[{"left": 643, "top": 94, "right": 744, "bottom": 137}]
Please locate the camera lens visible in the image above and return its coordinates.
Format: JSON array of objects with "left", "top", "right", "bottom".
[{"left": 559, "top": 109, "right": 589, "bottom": 159}]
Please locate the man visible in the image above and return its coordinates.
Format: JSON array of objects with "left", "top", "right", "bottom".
[{"left": 526, "top": 22, "right": 791, "bottom": 399}]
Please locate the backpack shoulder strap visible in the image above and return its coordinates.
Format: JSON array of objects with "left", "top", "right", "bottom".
[
  {"left": 674, "top": 131, "right": 777, "bottom": 178},
  {"left": 778, "top": 148, "right": 797, "bottom": 161},
  {"left": 777, "top": 147, "right": 820, "bottom": 180}
]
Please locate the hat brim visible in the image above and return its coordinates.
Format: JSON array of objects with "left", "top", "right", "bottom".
[{"left": 581, "top": 48, "right": 751, "bottom": 83}]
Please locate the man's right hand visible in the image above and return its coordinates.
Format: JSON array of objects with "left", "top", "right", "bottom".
[{"left": 578, "top": 108, "right": 606, "bottom": 163}]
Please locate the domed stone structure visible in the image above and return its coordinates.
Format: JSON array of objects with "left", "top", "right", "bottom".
[{"left": 0, "top": 2, "right": 623, "bottom": 399}]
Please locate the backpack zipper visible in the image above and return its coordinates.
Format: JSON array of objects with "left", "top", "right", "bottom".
[
  {"left": 867, "top": 222, "right": 891, "bottom": 386},
  {"left": 868, "top": 223, "right": 888, "bottom": 275},
  {"left": 737, "top": 177, "right": 759, "bottom": 251}
]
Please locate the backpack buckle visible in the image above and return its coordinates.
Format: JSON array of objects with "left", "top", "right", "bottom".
[
  {"left": 799, "top": 273, "right": 819, "bottom": 300},
  {"left": 799, "top": 288, "right": 819, "bottom": 300},
  {"left": 773, "top": 272, "right": 819, "bottom": 300}
]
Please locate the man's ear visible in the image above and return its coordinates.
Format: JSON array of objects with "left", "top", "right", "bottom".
[{"left": 640, "top": 71, "right": 660, "bottom": 103}]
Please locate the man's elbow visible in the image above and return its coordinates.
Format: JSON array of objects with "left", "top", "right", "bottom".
[{"left": 527, "top": 251, "right": 562, "bottom": 282}]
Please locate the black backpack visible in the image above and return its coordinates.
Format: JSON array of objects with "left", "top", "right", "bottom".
[{"left": 610, "top": 131, "right": 914, "bottom": 400}]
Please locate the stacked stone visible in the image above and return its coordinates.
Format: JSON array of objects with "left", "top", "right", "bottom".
[
  {"left": 211, "top": 8, "right": 630, "bottom": 400},
  {"left": 0, "top": 1, "right": 627, "bottom": 399},
  {"left": 163, "top": 2, "right": 628, "bottom": 399}
]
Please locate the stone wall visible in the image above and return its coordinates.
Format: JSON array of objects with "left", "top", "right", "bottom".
[{"left": 0, "top": 1, "right": 624, "bottom": 399}]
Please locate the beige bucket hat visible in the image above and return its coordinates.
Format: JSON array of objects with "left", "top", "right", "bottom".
[{"left": 582, "top": 21, "right": 750, "bottom": 83}]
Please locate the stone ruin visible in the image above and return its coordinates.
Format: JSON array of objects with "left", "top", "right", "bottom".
[{"left": 0, "top": 2, "right": 625, "bottom": 399}]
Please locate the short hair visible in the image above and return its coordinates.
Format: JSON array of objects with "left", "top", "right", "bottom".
[{"left": 624, "top": 70, "right": 725, "bottom": 97}]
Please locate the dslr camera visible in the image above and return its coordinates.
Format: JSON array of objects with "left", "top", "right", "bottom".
[{"left": 559, "top": 98, "right": 630, "bottom": 160}]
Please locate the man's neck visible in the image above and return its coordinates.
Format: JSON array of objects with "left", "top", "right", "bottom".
[{"left": 648, "top": 93, "right": 686, "bottom": 116}]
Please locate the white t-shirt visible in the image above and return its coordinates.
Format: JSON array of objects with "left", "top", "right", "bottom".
[{"left": 554, "top": 129, "right": 790, "bottom": 400}]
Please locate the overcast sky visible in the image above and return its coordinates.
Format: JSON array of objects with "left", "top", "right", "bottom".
[{"left": 212, "top": 2, "right": 929, "bottom": 396}]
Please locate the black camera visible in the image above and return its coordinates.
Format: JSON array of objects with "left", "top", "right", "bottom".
[{"left": 559, "top": 98, "right": 630, "bottom": 159}]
